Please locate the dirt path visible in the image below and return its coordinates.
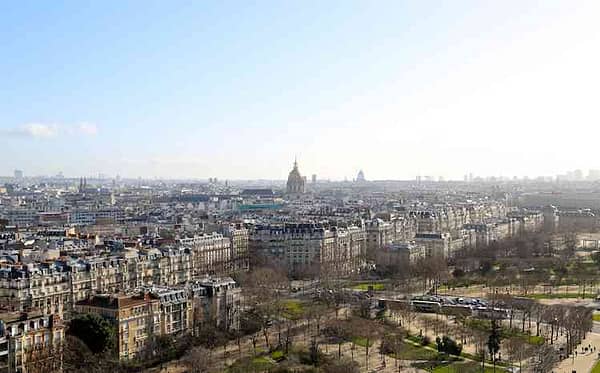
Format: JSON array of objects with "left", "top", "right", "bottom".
[{"left": 555, "top": 331, "right": 600, "bottom": 373}]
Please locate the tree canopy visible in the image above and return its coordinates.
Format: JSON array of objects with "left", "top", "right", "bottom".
[{"left": 68, "top": 313, "right": 116, "bottom": 354}]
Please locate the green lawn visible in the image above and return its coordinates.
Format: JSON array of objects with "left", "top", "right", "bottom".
[
  {"left": 227, "top": 356, "right": 275, "bottom": 372},
  {"left": 353, "top": 282, "right": 385, "bottom": 291},
  {"left": 351, "top": 336, "right": 374, "bottom": 347},
  {"left": 281, "top": 299, "right": 305, "bottom": 320},
  {"left": 395, "top": 343, "right": 439, "bottom": 360},
  {"left": 431, "top": 361, "right": 506, "bottom": 373},
  {"left": 593, "top": 313, "right": 600, "bottom": 322},
  {"left": 406, "top": 335, "right": 437, "bottom": 349},
  {"left": 252, "top": 356, "right": 272, "bottom": 364},
  {"left": 271, "top": 350, "right": 285, "bottom": 360},
  {"left": 592, "top": 359, "right": 600, "bottom": 373},
  {"left": 525, "top": 335, "right": 545, "bottom": 345},
  {"left": 464, "top": 318, "right": 544, "bottom": 345}
]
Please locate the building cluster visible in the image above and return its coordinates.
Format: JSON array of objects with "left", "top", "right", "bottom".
[
  {"left": 75, "top": 277, "right": 240, "bottom": 360},
  {"left": 0, "top": 233, "right": 244, "bottom": 369},
  {"left": 250, "top": 223, "right": 366, "bottom": 277},
  {"left": 0, "top": 182, "right": 252, "bottom": 370},
  {"left": 0, "top": 311, "right": 63, "bottom": 373},
  {"left": 0, "top": 160, "right": 584, "bottom": 371},
  {"left": 242, "top": 161, "right": 544, "bottom": 274}
]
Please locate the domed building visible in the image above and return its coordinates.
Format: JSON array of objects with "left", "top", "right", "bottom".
[
  {"left": 356, "top": 170, "right": 366, "bottom": 183},
  {"left": 286, "top": 159, "right": 306, "bottom": 194}
]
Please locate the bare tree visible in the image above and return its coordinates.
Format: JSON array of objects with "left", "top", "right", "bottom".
[
  {"left": 322, "top": 319, "right": 350, "bottom": 359},
  {"left": 531, "top": 343, "right": 559, "bottom": 373},
  {"left": 349, "top": 318, "right": 382, "bottom": 371},
  {"left": 380, "top": 330, "right": 406, "bottom": 372},
  {"left": 504, "top": 336, "right": 529, "bottom": 372},
  {"left": 182, "top": 346, "right": 210, "bottom": 373},
  {"left": 321, "top": 358, "right": 360, "bottom": 373}
]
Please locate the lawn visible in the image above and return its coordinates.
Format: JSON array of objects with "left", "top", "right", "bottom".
[
  {"left": 351, "top": 336, "right": 374, "bottom": 347},
  {"left": 281, "top": 300, "right": 305, "bottom": 320},
  {"left": 396, "top": 343, "right": 439, "bottom": 360},
  {"left": 227, "top": 356, "right": 275, "bottom": 372},
  {"left": 592, "top": 359, "right": 600, "bottom": 373},
  {"left": 252, "top": 356, "right": 272, "bottom": 364},
  {"left": 271, "top": 350, "right": 285, "bottom": 360},
  {"left": 593, "top": 313, "right": 600, "bottom": 322},
  {"left": 525, "top": 335, "right": 545, "bottom": 345},
  {"left": 353, "top": 282, "right": 385, "bottom": 291},
  {"left": 431, "top": 361, "right": 506, "bottom": 373},
  {"left": 464, "top": 318, "right": 544, "bottom": 345},
  {"left": 406, "top": 335, "right": 437, "bottom": 349}
]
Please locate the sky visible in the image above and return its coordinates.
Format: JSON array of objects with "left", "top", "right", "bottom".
[{"left": 1, "top": 1, "right": 600, "bottom": 181}]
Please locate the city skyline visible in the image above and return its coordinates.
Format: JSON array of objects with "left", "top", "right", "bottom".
[
  {"left": 5, "top": 161, "right": 600, "bottom": 184},
  {"left": 2, "top": 1, "right": 600, "bottom": 180}
]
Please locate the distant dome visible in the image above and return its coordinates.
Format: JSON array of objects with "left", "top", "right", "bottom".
[
  {"left": 356, "top": 170, "right": 366, "bottom": 182},
  {"left": 286, "top": 159, "right": 305, "bottom": 194}
]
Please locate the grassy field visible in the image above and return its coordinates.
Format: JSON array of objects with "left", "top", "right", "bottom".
[
  {"left": 281, "top": 299, "right": 305, "bottom": 320},
  {"left": 464, "top": 319, "right": 544, "bottom": 345},
  {"left": 524, "top": 335, "right": 545, "bottom": 345},
  {"left": 352, "top": 282, "right": 385, "bottom": 291},
  {"left": 592, "top": 359, "right": 600, "bottom": 373},
  {"left": 395, "top": 343, "right": 439, "bottom": 360},
  {"left": 430, "top": 361, "right": 506, "bottom": 373},
  {"left": 593, "top": 313, "right": 600, "bottom": 322},
  {"left": 351, "top": 336, "right": 374, "bottom": 347},
  {"left": 406, "top": 335, "right": 437, "bottom": 349},
  {"left": 227, "top": 356, "right": 275, "bottom": 372},
  {"left": 271, "top": 350, "right": 285, "bottom": 360}
]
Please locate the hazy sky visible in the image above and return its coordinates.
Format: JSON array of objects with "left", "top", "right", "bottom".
[{"left": 2, "top": 1, "right": 599, "bottom": 180}]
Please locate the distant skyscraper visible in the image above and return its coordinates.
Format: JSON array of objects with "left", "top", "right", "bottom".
[
  {"left": 13, "top": 169, "right": 23, "bottom": 179},
  {"left": 286, "top": 158, "right": 305, "bottom": 194},
  {"left": 356, "top": 170, "right": 366, "bottom": 182},
  {"left": 312, "top": 174, "right": 317, "bottom": 183}
]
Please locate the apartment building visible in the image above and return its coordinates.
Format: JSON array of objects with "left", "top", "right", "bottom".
[
  {"left": 250, "top": 223, "right": 366, "bottom": 276},
  {"left": 220, "top": 224, "right": 249, "bottom": 272},
  {"left": 74, "top": 294, "right": 160, "bottom": 360},
  {"left": 144, "top": 287, "right": 192, "bottom": 336},
  {"left": 0, "top": 265, "right": 70, "bottom": 319},
  {"left": 365, "top": 219, "right": 393, "bottom": 259},
  {"left": 75, "top": 277, "right": 238, "bottom": 361},
  {"left": 178, "top": 233, "right": 232, "bottom": 276},
  {"left": 414, "top": 232, "right": 451, "bottom": 258},
  {"left": 0, "top": 311, "right": 64, "bottom": 373},
  {"left": 187, "top": 277, "right": 241, "bottom": 332}
]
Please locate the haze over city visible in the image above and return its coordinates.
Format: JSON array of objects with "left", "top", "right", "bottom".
[{"left": 2, "top": 1, "right": 600, "bottom": 180}]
